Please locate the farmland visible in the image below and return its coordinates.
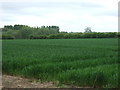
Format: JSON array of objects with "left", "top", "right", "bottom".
[{"left": 2, "top": 38, "right": 118, "bottom": 88}]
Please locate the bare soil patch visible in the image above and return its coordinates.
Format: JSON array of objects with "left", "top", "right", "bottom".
[
  {"left": 2, "top": 75, "right": 93, "bottom": 89},
  {"left": 2, "top": 75, "right": 57, "bottom": 88}
]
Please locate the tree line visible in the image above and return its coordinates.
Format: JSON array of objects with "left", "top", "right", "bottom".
[
  {"left": 2, "top": 24, "right": 59, "bottom": 39},
  {"left": 1, "top": 24, "right": 119, "bottom": 39}
]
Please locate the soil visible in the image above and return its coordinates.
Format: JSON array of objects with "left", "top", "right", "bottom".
[
  {"left": 2, "top": 75, "right": 57, "bottom": 88},
  {"left": 2, "top": 75, "right": 79, "bottom": 88}
]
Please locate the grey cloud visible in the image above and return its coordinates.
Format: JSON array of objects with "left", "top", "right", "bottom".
[
  {"left": 79, "top": 2, "right": 103, "bottom": 8},
  {"left": 93, "top": 10, "right": 117, "bottom": 17},
  {"left": 103, "top": 12, "right": 117, "bottom": 17},
  {"left": 1, "top": 17, "right": 15, "bottom": 22},
  {"left": 0, "top": 1, "right": 117, "bottom": 32},
  {"left": 1, "top": 1, "right": 104, "bottom": 12},
  {"left": 0, "top": 1, "right": 108, "bottom": 23},
  {"left": 1, "top": 1, "right": 105, "bottom": 19}
]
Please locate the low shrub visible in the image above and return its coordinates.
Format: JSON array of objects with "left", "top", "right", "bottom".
[
  {"left": 30, "top": 35, "right": 47, "bottom": 39},
  {"left": 2, "top": 34, "right": 15, "bottom": 39}
]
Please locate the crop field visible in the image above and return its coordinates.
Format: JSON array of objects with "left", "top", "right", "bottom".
[{"left": 2, "top": 38, "right": 118, "bottom": 88}]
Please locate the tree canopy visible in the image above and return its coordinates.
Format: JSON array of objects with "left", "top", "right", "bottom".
[{"left": 1, "top": 24, "right": 118, "bottom": 39}]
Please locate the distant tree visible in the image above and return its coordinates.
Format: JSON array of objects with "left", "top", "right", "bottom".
[
  {"left": 51, "top": 26, "right": 59, "bottom": 33},
  {"left": 60, "top": 31, "right": 68, "bottom": 33},
  {"left": 84, "top": 27, "right": 92, "bottom": 33},
  {"left": 41, "top": 26, "right": 45, "bottom": 29},
  {"left": 18, "top": 26, "right": 33, "bottom": 39},
  {"left": 4, "top": 25, "right": 13, "bottom": 29},
  {"left": 2, "top": 24, "right": 118, "bottom": 39},
  {"left": 13, "top": 24, "right": 30, "bottom": 30}
]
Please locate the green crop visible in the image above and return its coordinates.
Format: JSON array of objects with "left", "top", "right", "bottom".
[{"left": 2, "top": 38, "right": 118, "bottom": 88}]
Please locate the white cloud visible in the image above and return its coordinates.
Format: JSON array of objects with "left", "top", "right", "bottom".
[{"left": 0, "top": 0, "right": 119, "bottom": 32}]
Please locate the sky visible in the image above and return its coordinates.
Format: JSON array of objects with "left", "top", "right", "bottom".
[{"left": 0, "top": 0, "right": 119, "bottom": 32}]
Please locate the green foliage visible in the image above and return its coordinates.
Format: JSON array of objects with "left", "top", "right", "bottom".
[
  {"left": 118, "top": 32, "right": 120, "bottom": 38},
  {"left": 2, "top": 34, "right": 15, "bottom": 39},
  {"left": 30, "top": 35, "right": 47, "bottom": 39},
  {"left": 2, "top": 24, "right": 60, "bottom": 39},
  {"left": 4, "top": 25, "right": 13, "bottom": 30},
  {"left": 45, "top": 32, "right": 117, "bottom": 39},
  {"left": 64, "top": 33, "right": 82, "bottom": 39},
  {"left": 48, "top": 33, "right": 65, "bottom": 39},
  {"left": 13, "top": 24, "right": 29, "bottom": 30},
  {"left": 3, "top": 39, "right": 118, "bottom": 87},
  {"left": 2, "top": 24, "right": 118, "bottom": 39},
  {"left": 18, "top": 27, "right": 33, "bottom": 39},
  {"left": 58, "top": 64, "right": 117, "bottom": 87}
]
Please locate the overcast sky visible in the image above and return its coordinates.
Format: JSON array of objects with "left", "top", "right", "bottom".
[{"left": 0, "top": 0, "right": 119, "bottom": 32}]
